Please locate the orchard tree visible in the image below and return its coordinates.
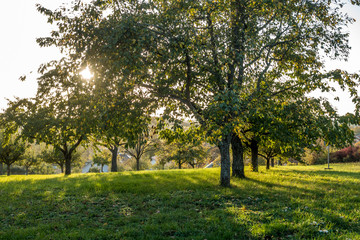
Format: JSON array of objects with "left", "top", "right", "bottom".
[
  {"left": 91, "top": 79, "right": 156, "bottom": 172},
  {"left": 41, "top": 147, "right": 66, "bottom": 173},
  {"left": 240, "top": 95, "right": 356, "bottom": 172},
  {"left": 122, "top": 120, "right": 157, "bottom": 171},
  {"left": 21, "top": 146, "right": 42, "bottom": 175},
  {"left": 92, "top": 149, "right": 111, "bottom": 172},
  {"left": 159, "top": 125, "right": 207, "bottom": 169},
  {"left": 0, "top": 130, "right": 27, "bottom": 176},
  {"left": 36, "top": 0, "right": 360, "bottom": 186},
  {"left": 4, "top": 59, "right": 94, "bottom": 175}
]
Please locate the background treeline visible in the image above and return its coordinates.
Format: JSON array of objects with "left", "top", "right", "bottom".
[{"left": 2, "top": 123, "right": 360, "bottom": 176}]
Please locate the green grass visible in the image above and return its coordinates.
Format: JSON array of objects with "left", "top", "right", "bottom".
[{"left": 1, "top": 163, "right": 360, "bottom": 239}]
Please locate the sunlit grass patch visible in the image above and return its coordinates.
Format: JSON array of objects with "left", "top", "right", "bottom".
[{"left": 1, "top": 164, "right": 360, "bottom": 239}]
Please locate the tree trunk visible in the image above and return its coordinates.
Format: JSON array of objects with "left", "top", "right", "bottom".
[
  {"left": 178, "top": 160, "right": 182, "bottom": 169},
  {"left": 64, "top": 154, "right": 72, "bottom": 175},
  {"left": 0, "top": 163, "right": 3, "bottom": 175},
  {"left": 60, "top": 164, "right": 64, "bottom": 173},
  {"left": 101, "top": 164, "right": 104, "bottom": 173},
  {"left": 136, "top": 157, "right": 140, "bottom": 171},
  {"left": 271, "top": 158, "right": 274, "bottom": 167},
  {"left": 266, "top": 158, "right": 270, "bottom": 170},
  {"left": 250, "top": 139, "right": 259, "bottom": 172},
  {"left": 25, "top": 166, "right": 29, "bottom": 175},
  {"left": 231, "top": 134, "right": 245, "bottom": 178},
  {"left": 110, "top": 146, "right": 118, "bottom": 172},
  {"left": 218, "top": 135, "right": 231, "bottom": 187},
  {"left": 7, "top": 164, "right": 11, "bottom": 176}
]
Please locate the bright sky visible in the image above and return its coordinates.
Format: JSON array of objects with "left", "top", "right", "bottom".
[{"left": 0, "top": 1, "right": 359, "bottom": 115}]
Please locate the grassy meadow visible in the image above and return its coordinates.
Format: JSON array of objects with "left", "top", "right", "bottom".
[{"left": 1, "top": 163, "right": 360, "bottom": 239}]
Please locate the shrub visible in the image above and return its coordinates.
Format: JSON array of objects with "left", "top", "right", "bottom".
[
  {"left": 330, "top": 146, "right": 360, "bottom": 163},
  {"left": 88, "top": 167, "right": 100, "bottom": 173}
]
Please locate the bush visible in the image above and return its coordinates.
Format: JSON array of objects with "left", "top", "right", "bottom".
[
  {"left": 330, "top": 146, "right": 360, "bottom": 163},
  {"left": 88, "top": 167, "right": 100, "bottom": 173}
]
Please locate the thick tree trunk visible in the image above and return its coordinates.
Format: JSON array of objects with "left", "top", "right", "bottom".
[
  {"left": 7, "top": 164, "right": 11, "bottom": 176},
  {"left": 266, "top": 158, "right": 270, "bottom": 170},
  {"left": 64, "top": 154, "right": 72, "bottom": 175},
  {"left": 231, "top": 134, "right": 245, "bottom": 178},
  {"left": 178, "top": 161, "right": 182, "bottom": 169},
  {"left": 250, "top": 139, "right": 259, "bottom": 172},
  {"left": 218, "top": 135, "right": 231, "bottom": 187},
  {"left": 110, "top": 146, "right": 118, "bottom": 172},
  {"left": 271, "top": 158, "right": 275, "bottom": 167}
]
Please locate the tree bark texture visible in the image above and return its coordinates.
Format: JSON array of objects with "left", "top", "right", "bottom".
[
  {"left": 110, "top": 146, "right": 118, "bottom": 172},
  {"left": 231, "top": 134, "right": 245, "bottom": 178},
  {"left": 65, "top": 154, "right": 72, "bottom": 175},
  {"left": 250, "top": 139, "right": 259, "bottom": 172},
  {"left": 136, "top": 158, "right": 140, "bottom": 171},
  {"left": 266, "top": 158, "right": 270, "bottom": 170},
  {"left": 218, "top": 135, "right": 231, "bottom": 187}
]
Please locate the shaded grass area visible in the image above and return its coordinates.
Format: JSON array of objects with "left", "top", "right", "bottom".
[{"left": 0, "top": 163, "right": 360, "bottom": 239}]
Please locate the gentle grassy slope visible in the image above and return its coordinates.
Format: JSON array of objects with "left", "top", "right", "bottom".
[{"left": 1, "top": 164, "right": 360, "bottom": 240}]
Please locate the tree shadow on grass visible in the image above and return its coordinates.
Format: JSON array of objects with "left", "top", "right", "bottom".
[
  {"left": 1, "top": 168, "right": 360, "bottom": 239},
  {"left": 228, "top": 172, "right": 360, "bottom": 239},
  {"left": 0, "top": 169, "right": 254, "bottom": 239}
]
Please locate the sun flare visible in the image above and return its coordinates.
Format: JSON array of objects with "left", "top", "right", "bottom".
[{"left": 80, "top": 67, "right": 93, "bottom": 80}]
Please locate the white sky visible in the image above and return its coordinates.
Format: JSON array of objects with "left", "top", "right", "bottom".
[{"left": 0, "top": 1, "right": 359, "bottom": 115}]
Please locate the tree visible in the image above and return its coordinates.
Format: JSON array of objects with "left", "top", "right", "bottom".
[
  {"left": 240, "top": 95, "right": 356, "bottom": 171},
  {"left": 41, "top": 146, "right": 83, "bottom": 173},
  {"left": 122, "top": 122, "right": 157, "bottom": 171},
  {"left": 21, "top": 146, "right": 42, "bottom": 175},
  {"left": 159, "top": 125, "right": 207, "bottom": 169},
  {"left": 92, "top": 149, "right": 111, "bottom": 172},
  {"left": 91, "top": 81, "right": 155, "bottom": 172},
  {"left": 4, "top": 59, "right": 94, "bottom": 175},
  {"left": 0, "top": 130, "right": 27, "bottom": 176},
  {"left": 35, "top": 0, "right": 360, "bottom": 186}
]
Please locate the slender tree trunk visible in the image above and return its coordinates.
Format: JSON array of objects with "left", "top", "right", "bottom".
[
  {"left": 231, "top": 134, "right": 245, "bottom": 178},
  {"left": 7, "top": 164, "right": 11, "bottom": 176},
  {"left": 65, "top": 154, "right": 72, "bottom": 175},
  {"left": 271, "top": 158, "right": 275, "bottom": 167},
  {"left": 266, "top": 158, "right": 270, "bottom": 170},
  {"left": 101, "top": 164, "right": 104, "bottom": 173},
  {"left": 0, "top": 163, "right": 3, "bottom": 175},
  {"left": 250, "top": 139, "right": 259, "bottom": 172},
  {"left": 178, "top": 160, "right": 182, "bottom": 169},
  {"left": 136, "top": 157, "right": 140, "bottom": 171},
  {"left": 218, "top": 134, "right": 231, "bottom": 187},
  {"left": 110, "top": 146, "right": 118, "bottom": 172}
]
